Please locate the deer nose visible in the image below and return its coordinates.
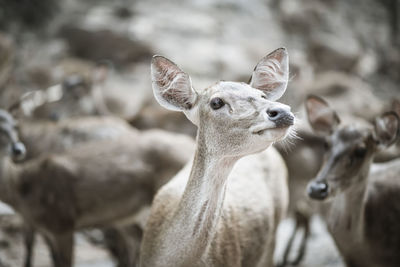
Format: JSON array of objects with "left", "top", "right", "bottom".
[
  {"left": 11, "top": 142, "right": 26, "bottom": 161},
  {"left": 307, "top": 181, "right": 329, "bottom": 200},
  {"left": 266, "top": 108, "right": 294, "bottom": 127}
]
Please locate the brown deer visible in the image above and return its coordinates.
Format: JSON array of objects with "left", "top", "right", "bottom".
[
  {"left": 16, "top": 115, "right": 137, "bottom": 267},
  {"left": 374, "top": 99, "right": 400, "bottom": 162},
  {"left": 305, "top": 95, "right": 400, "bottom": 267},
  {"left": 140, "top": 48, "right": 294, "bottom": 266},
  {"left": 17, "top": 115, "right": 135, "bottom": 161},
  {"left": 0, "top": 109, "right": 195, "bottom": 267}
]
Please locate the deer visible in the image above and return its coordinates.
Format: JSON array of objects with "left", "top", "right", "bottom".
[
  {"left": 305, "top": 95, "right": 400, "bottom": 267},
  {"left": 17, "top": 115, "right": 136, "bottom": 161},
  {"left": 0, "top": 109, "right": 195, "bottom": 267},
  {"left": 140, "top": 47, "right": 294, "bottom": 267},
  {"left": 276, "top": 98, "right": 400, "bottom": 267},
  {"left": 374, "top": 99, "right": 400, "bottom": 162},
  {"left": 4, "top": 66, "right": 187, "bottom": 266}
]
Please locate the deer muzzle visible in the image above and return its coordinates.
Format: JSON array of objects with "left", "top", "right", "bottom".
[{"left": 307, "top": 181, "right": 329, "bottom": 200}]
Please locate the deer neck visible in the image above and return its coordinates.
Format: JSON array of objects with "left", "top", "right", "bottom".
[
  {"left": 156, "top": 131, "right": 240, "bottom": 265},
  {"left": 328, "top": 166, "right": 370, "bottom": 240},
  {"left": 0, "top": 156, "right": 19, "bottom": 206}
]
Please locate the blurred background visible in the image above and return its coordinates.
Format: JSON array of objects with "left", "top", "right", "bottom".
[{"left": 0, "top": 0, "right": 398, "bottom": 266}]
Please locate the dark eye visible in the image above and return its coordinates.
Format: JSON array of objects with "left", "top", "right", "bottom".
[
  {"left": 261, "top": 94, "right": 267, "bottom": 99},
  {"left": 354, "top": 146, "right": 367, "bottom": 158},
  {"left": 210, "top": 97, "right": 225, "bottom": 110}
]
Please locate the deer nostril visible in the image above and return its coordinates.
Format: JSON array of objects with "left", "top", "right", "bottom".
[
  {"left": 307, "top": 182, "right": 329, "bottom": 200},
  {"left": 266, "top": 107, "right": 294, "bottom": 127},
  {"left": 11, "top": 142, "right": 26, "bottom": 161},
  {"left": 267, "top": 110, "right": 279, "bottom": 118}
]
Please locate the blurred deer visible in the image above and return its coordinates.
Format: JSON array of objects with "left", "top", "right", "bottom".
[
  {"left": 305, "top": 95, "right": 400, "bottom": 267},
  {"left": 141, "top": 48, "right": 293, "bottom": 266},
  {"left": 30, "top": 60, "right": 150, "bottom": 122},
  {"left": 276, "top": 97, "right": 400, "bottom": 266},
  {"left": 375, "top": 99, "right": 400, "bottom": 162},
  {"left": 0, "top": 109, "right": 194, "bottom": 267}
]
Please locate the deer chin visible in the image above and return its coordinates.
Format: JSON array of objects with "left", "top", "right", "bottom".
[{"left": 251, "top": 124, "right": 293, "bottom": 142}]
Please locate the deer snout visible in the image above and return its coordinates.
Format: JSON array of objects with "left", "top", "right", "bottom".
[
  {"left": 11, "top": 142, "right": 26, "bottom": 161},
  {"left": 307, "top": 181, "right": 329, "bottom": 200},
  {"left": 266, "top": 107, "right": 294, "bottom": 128}
]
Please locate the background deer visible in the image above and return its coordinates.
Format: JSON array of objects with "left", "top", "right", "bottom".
[
  {"left": 275, "top": 98, "right": 400, "bottom": 266},
  {"left": 140, "top": 48, "right": 294, "bottom": 267},
  {"left": 305, "top": 95, "right": 400, "bottom": 267},
  {"left": 0, "top": 109, "right": 195, "bottom": 267}
]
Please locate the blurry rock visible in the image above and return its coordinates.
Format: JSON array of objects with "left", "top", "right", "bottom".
[
  {"left": 304, "top": 71, "right": 385, "bottom": 120},
  {"left": 131, "top": 103, "right": 197, "bottom": 137},
  {"left": 59, "top": 26, "right": 153, "bottom": 67},
  {"left": 11, "top": 39, "right": 68, "bottom": 92},
  {"left": 113, "top": 6, "right": 133, "bottom": 19},
  {"left": 52, "top": 57, "right": 95, "bottom": 85},
  {"left": 0, "top": 0, "right": 59, "bottom": 31},
  {"left": 0, "top": 33, "right": 14, "bottom": 87},
  {"left": 278, "top": 0, "right": 328, "bottom": 36},
  {"left": 280, "top": 50, "right": 315, "bottom": 109},
  {"left": 98, "top": 63, "right": 152, "bottom": 121},
  {"left": 355, "top": 50, "right": 379, "bottom": 78},
  {"left": 25, "top": 66, "right": 53, "bottom": 90},
  {"left": 377, "top": 46, "right": 400, "bottom": 82},
  {"left": 309, "top": 33, "right": 361, "bottom": 72}
]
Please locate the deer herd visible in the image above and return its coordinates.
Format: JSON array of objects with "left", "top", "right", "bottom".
[{"left": 0, "top": 47, "right": 398, "bottom": 267}]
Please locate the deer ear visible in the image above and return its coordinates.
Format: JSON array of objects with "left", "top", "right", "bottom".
[
  {"left": 249, "top": 47, "right": 289, "bottom": 101},
  {"left": 151, "top": 56, "right": 197, "bottom": 112},
  {"left": 305, "top": 95, "right": 340, "bottom": 135},
  {"left": 373, "top": 112, "right": 399, "bottom": 149}
]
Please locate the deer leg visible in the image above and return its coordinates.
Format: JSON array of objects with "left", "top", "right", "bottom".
[
  {"left": 279, "top": 211, "right": 310, "bottom": 267},
  {"left": 104, "top": 225, "right": 143, "bottom": 267},
  {"left": 23, "top": 224, "right": 36, "bottom": 267},
  {"left": 103, "top": 228, "right": 129, "bottom": 266},
  {"left": 44, "top": 232, "right": 74, "bottom": 267},
  {"left": 290, "top": 215, "right": 310, "bottom": 265},
  {"left": 278, "top": 218, "right": 298, "bottom": 267}
]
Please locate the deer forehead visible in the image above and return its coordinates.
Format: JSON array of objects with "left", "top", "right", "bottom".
[
  {"left": 335, "top": 126, "right": 371, "bottom": 142},
  {"left": 330, "top": 126, "right": 373, "bottom": 153},
  {"left": 202, "top": 82, "right": 266, "bottom": 103}
]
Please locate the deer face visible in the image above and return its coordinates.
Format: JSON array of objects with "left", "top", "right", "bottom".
[
  {"left": 193, "top": 81, "right": 293, "bottom": 156},
  {"left": 151, "top": 48, "right": 294, "bottom": 157},
  {"left": 0, "top": 110, "right": 26, "bottom": 161},
  {"left": 305, "top": 96, "right": 399, "bottom": 201}
]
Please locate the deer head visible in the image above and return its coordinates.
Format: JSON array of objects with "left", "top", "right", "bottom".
[
  {"left": 0, "top": 110, "right": 26, "bottom": 161},
  {"left": 151, "top": 48, "right": 294, "bottom": 158},
  {"left": 305, "top": 95, "right": 399, "bottom": 200}
]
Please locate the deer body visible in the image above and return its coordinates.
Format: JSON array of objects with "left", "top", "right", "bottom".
[
  {"left": 143, "top": 146, "right": 288, "bottom": 267},
  {"left": 0, "top": 110, "right": 195, "bottom": 267},
  {"left": 320, "top": 159, "right": 400, "bottom": 267},
  {"left": 305, "top": 96, "right": 400, "bottom": 267},
  {"left": 140, "top": 48, "right": 294, "bottom": 266},
  {"left": 18, "top": 116, "right": 136, "bottom": 160}
]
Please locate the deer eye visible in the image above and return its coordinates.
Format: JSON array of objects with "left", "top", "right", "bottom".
[
  {"left": 210, "top": 98, "right": 225, "bottom": 110},
  {"left": 354, "top": 146, "right": 367, "bottom": 158}
]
